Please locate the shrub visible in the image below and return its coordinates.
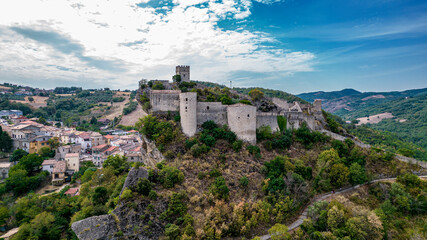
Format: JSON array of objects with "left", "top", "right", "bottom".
[
  {"left": 247, "top": 145, "right": 260, "bottom": 156},
  {"left": 165, "top": 224, "right": 180, "bottom": 240},
  {"left": 149, "top": 190, "right": 158, "bottom": 200},
  {"left": 209, "top": 168, "right": 222, "bottom": 178},
  {"left": 190, "top": 144, "right": 210, "bottom": 157},
  {"left": 134, "top": 178, "right": 152, "bottom": 196},
  {"left": 159, "top": 165, "right": 184, "bottom": 188},
  {"left": 200, "top": 133, "right": 216, "bottom": 147},
  {"left": 232, "top": 140, "right": 243, "bottom": 152},
  {"left": 277, "top": 116, "right": 287, "bottom": 132},
  {"left": 121, "top": 188, "right": 133, "bottom": 200},
  {"left": 239, "top": 176, "right": 249, "bottom": 187},
  {"left": 153, "top": 82, "right": 165, "bottom": 90},
  {"left": 257, "top": 126, "right": 273, "bottom": 141},
  {"left": 239, "top": 99, "right": 252, "bottom": 105},
  {"left": 210, "top": 176, "right": 229, "bottom": 200}
]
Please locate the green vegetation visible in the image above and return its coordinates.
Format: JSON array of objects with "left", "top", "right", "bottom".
[
  {"left": 123, "top": 100, "right": 138, "bottom": 115},
  {"left": 0, "top": 126, "right": 12, "bottom": 152},
  {"left": 292, "top": 173, "right": 426, "bottom": 240}
]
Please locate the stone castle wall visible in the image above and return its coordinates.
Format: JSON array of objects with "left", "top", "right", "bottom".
[
  {"left": 196, "top": 102, "right": 228, "bottom": 127},
  {"left": 227, "top": 104, "right": 257, "bottom": 144},
  {"left": 150, "top": 90, "right": 180, "bottom": 112},
  {"left": 256, "top": 112, "right": 280, "bottom": 132}
]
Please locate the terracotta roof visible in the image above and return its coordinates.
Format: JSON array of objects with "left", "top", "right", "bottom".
[
  {"left": 104, "top": 146, "right": 117, "bottom": 152},
  {"left": 64, "top": 188, "right": 79, "bottom": 195},
  {"left": 92, "top": 144, "right": 108, "bottom": 150},
  {"left": 42, "top": 159, "right": 57, "bottom": 166},
  {"left": 104, "top": 135, "right": 115, "bottom": 139},
  {"left": 53, "top": 161, "right": 66, "bottom": 173},
  {"left": 65, "top": 153, "right": 79, "bottom": 158},
  {"left": 128, "top": 130, "right": 138, "bottom": 133},
  {"left": 132, "top": 146, "right": 141, "bottom": 152}
]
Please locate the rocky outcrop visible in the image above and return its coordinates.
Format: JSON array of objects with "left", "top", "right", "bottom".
[
  {"left": 120, "top": 167, "right": 148, "bottom": 195},
  {"left": 72, "top": 214, "right": 118, "bottom": 240},
  {"left": 141, "top": 136, "right": 165, "bottom": 167},
  {"left": 72, "top": 167, "right": 168, "bottom": 240}
]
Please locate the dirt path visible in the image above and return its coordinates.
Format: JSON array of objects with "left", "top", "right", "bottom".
[
  {"left": 102, "top": 95, "right": 130, "bottom": 120},
  {"left": 259, "top": 175, "right": 427, "bottom": 239},
  {"left": 119, "top": 104, "right": 147, "bottom": 126}
]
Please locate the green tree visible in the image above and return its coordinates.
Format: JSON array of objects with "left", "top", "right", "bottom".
[
  {"left": 349, "top": 163, "right": 367, "bottom": 185},
  {"left": 135, "top": 178, "right": 152, "bottom": 196},
  {"left": 103, "top": 155, "right": 129, "bottom": 175},
  {"left": 38, "top": 147, "right": 54, "bottom": 158},
  {"left": 268, "top": 223, "right": 291, "bottom": 240},
  {"left": 329, "top": 163, "right": 349, "bottom": 188},
  {"left": 90, "top": 116, "right": 97, "bottom": 125},
  {"left": 92, "top": 186, "right": 108, "bottom": 205},
  {"left": 28, "top": 96, "right": 34, "bottom": 102},
  {"left": 0, "top": 131, "right": 13, "bottom": 152},
  {"left": 17, "top": 154, "right": 44, "bottom": 174},
  {"left": 248, "top": 88, "right": 264, "bottom": 101},
  {"left": 210, "top": 176, "right": 229, "bottom": 200},
  {"left": 6, "top": 169, "right": 30, "bottom": 195},
  {"left": 172, "top": 74, "right": 182, "bottom": 83}
]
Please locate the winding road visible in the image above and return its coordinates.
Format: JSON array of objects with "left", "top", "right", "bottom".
[{"left": 259, "top": 175, "right": 427, "bottom": 240}]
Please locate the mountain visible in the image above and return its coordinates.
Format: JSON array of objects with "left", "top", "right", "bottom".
[{"left": 297, "top": 88, "right": 427, "bottom": 115}]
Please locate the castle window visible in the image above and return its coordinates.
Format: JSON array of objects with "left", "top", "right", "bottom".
[
  {"left": 185, "top": 107, "right": 187, "bottom": 110},
  {"left": 186, "top": 98, "right": 188, "bottom": 101},
  {"left": 247, "top": 114, "right": 250, "bottom": 117},
  {"left": 207, "top": 106, "right": 209, "bottom": 110}
]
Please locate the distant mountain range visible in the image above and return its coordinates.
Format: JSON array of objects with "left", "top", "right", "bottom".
[{"left": 297, "top": 88, "right": 427, "bottom": 117}]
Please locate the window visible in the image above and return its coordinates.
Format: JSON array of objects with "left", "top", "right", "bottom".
[
  {"left": 186, "top": 98, "right": 188, "bottom": 101},
  {"left": 207, "top": 106, "right": 209, "bottom": 110},
  {"left": 247, "top": 114, "right": 250, "bottom": 117}
]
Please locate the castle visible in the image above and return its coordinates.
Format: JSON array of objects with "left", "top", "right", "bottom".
[{"left": 143, "top": 66, "right": 325, "bottom": 144}]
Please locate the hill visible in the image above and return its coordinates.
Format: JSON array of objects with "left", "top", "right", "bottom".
[{"left": 297, "top": 88, "right": 427, "bottom": 115}]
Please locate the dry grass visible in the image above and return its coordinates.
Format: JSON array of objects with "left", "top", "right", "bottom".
[{"left": 11, "top": 96, "right": 48, "bottom": 109}]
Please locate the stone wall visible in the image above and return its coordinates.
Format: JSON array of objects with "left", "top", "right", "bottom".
[
  {"left": 227, "top": 104, "right": 257, "bottom": 144},
  {"left": 196, "top": 102, "right": 228, "bottom": 127},
  {"left": 256, "top": 112, "right": 280, "bottom": 132},
  {"left": 180, "top": 92, "right": 197, "bottom": 137},
  {"left": 149, "top": 90, "right": 180, "bottom": 112},
  {"left": 272, "top": 98, "right": 289, "bottom": 111}
]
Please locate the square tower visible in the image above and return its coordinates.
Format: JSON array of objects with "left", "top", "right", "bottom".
[{"left": 176, "top": 65, "right": 190, "bottom": 82}]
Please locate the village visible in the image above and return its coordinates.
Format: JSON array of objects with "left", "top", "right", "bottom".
[{"left": 0, "top": 109, "right": 145, "bottom": 194}]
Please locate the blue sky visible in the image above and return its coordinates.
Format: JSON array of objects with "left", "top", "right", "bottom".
[{"left": 0, "top": 0, "right": 426, "bottom": 94}]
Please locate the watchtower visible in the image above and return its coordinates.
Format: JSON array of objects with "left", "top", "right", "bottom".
[{"left": 176, "top": 65, "right": 190, "bottom": 82}]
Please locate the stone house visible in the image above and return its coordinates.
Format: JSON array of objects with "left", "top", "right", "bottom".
[
  {"left": 65, "top": 153, "right": 80, "bottom": 172},
  {"left": 52, "top": 161, "right": 66, "bottom": 186},
  {"left": 42, "top": 159, "right": 56, "bottom": 174},
  {"left": 0, "top": 162, "right": 11, "bottom": 179}
]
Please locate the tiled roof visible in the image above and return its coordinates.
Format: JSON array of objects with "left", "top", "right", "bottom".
[
  {"left": 53, "top": 161, "right": 66, "bottom": 173},
  {"left": 65, "top": 153, "right": 79, "bottom": 158},
  {"left": 64, "top": 188, "right": 79, "bottom": 195},
  {"left": 42, "top": 159, "right": 56, "bottom": 165},
  {"left": 92, "top": 144, "right": 108, "bottom": 150}
]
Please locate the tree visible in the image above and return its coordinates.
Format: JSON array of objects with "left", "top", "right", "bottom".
[
  {"left": 48, "top": 137, "right": 60, "bottom": 149},
  {"left": 103, "top": 155, "right": 128, "bottom": 175},
  {"left": 135, "top": 178, "right": 152, "bottom": 196},
  {"left": 17, "top": 154, "right": 44, "bottom": 174},
  {"left": 248, "top": 88, "right": 264, "bottom": 101},
  {"left": 329, "top": 163, "right": 349, "bottom": 188},
  {"left": 6, "top": 169, "right": 30, "bottom": 195},
  {"left": 90, "top": 116, "right": 97, "bottom": 125},
  {"left": 172, "top": 74, "right": 182, "bottom": 83},
  {"left": 37, "top": 117, "right": 47, "bottom": 125},
  {"left": 10, "top": 149, "right": 28, "bottom": 162},
  {"left": 0, "top": 131, "right": 13, "bottom": 152},
  {"left": 349, "top": 163, "right": 367, "bottom": 185},
  {"left": 268, "top": 223, "right": 291, "bottom": 240},
  {"left": 28, "top": 96, "right": 34, "bottom": 102},
  {"left": 92, "top": 186, "right": 108, "bottom": 205},
  {"left": 38, "top": 147, "right": 54, "bottom": 158}
]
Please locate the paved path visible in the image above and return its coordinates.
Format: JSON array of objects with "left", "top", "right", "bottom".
[{"left": 259, "top": 175, "right": 427, "bottom": 240}]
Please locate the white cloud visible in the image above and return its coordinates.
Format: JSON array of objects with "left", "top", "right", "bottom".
[{"left": 0, "top": 0, "right": 314, "bottom": 89}]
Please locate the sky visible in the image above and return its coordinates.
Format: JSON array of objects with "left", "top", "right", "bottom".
[{"left": 0, "top": 0, "right": 426, "bottom": 94}]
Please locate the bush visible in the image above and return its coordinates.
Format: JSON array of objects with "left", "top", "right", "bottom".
[
  {"left": 201, "top": 120, "right": 217, "bottom": 132},
  {"left": 159, "top": 165, "right": 184, "bottom": 188},
  {"left": 190, "top": 144, "right": 210, "bottom": 157},
  {"left": 257, "top": 126, "right": 273, "bottom": 141},
  {"left": 248, "top": 88, "right": 264, "bottom": 101},
  {"left": 210, "top": 176, "right": 229, "bottom": 200},
  {"left": 200, "top": 133, "right": 216, "bottom": 147},
  {"left": 349, "top": 163, "right": 367, "bottom": 185},
  {"left": 165, "top": 224, "right": 180, "bottom": 240},
  {"left": 239, "top": 176, "right": 249, "bottom": 187},
  {"left": 247, "top": 145, "right": 260, "bottom": 157},
  {"left": 232, "top": 140, "right": 243, "bottom": 152},
  {"left": 134, "top": 178, "right": 152, "bottom": 196},
  {"left": 153, "top": 82, "right": 165, "bottom": 90}
]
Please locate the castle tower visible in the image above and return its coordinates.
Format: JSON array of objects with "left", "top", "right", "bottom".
[
  {"left": 176, "top": 65, "right": 190, "bottom": 82},
  {"left": 180, "top": 92, "right": 197, "bottom": 137},
  {"left": 227, "top": 103, "right": 257, "bottom": 144},
  {"left": 313, "top": 99, "right": 322, "bottom": 112}
]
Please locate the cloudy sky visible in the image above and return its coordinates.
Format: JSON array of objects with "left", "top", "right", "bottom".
[{"left": 0, "top": 0, "right": 426, "bottom": 94}]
